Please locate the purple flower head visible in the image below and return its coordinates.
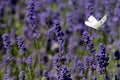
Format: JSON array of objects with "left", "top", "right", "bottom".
[
  {"left": 53, "top": 19, "right": 64, "bottom": 55},
  {"left": 32, "top": 32, "right": 40, "bottom": 39},
  {"left": 59, "top": 65, "right": 72, "bottom": 80},
  {"left": 77, "top": 60, "right": 85, "bottom": 77},
  {"left": 96, "top": 43, "right": 109, "bottom": 74},
  {"left": 25, "top": 54, "right": 32, "bottom": 70},
  {"left": 2, "top": 33, "right": 12, "bottom": 50},
  {"left": 19, "top": 71, "right": 25, "bottom": 80},
  {"left": 53, "top": 54, "right": 61, "bottom": 71},
  {"left": 16, "top": 36, "right": 27, "bottom": 55},
  {"left": 84, "top": 55, "right": 89, "bottom": 69},
  {"left": 89, "top": 56, "right": 96, "bottom": 70},
  {"left": 26, "top": 0, "right": 38, "bottom": 30},
  {"left": 26, "top": 0, "right": 40, "bottom": 39},
  {"left": 34, "top": 0, "right": 41, "bottom": 12},
  {"left": 43, "top": 70, "right": 50, "bottom": 80},
  {"left": 3, "top": 74, "right": 10, "bottom": 80},
  {"left": 114, "top": 50, "right": 120, "bottom": 60},
  {"left": 82, "top": 31, "right": 96, "bottom": 54},
  {"left": 97, "top": 65, "right": 105, "bottom": 74}
]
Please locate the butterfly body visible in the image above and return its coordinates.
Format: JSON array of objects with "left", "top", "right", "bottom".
[{"left": 85, "top": 14, "right": 107, "bottom": 30}]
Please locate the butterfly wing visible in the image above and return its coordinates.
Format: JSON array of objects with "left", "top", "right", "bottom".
[
  {"left": 85, "top": 15, "right": 98, "bottom": 28},
  {"left": 99, "top": 14, "right": 107, "bottom": 25},
  {"left": 93, "top": 14, "right": 107, "bottom": 30},
  {"left": 88, "top": 15, "right": 98, "bottom": 24},
  {"left": 85, "top": 21, "right": 93, "bottom": 27}
]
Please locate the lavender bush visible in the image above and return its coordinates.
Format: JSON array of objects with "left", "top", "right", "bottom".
[{"left": 0, "top": 0, "right": 120, "bottom": 80}]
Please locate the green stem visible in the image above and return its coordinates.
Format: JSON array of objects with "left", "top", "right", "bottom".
[
  {"left": 105, "top": 67, "right": 108, "bottom": 78},
  {"left": 117, "top": 60, "right": 119, "bottom": 79},
  {"left": 81, "top": 45, "right": 87, "bottom": 59}
]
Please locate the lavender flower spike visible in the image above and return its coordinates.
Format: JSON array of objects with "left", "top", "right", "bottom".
[
  {"left": 59, "top": 65, "right": 72, "bottom": 80},
  {"left": 26, "top": 0, "right": 40, "bottom": 39},
  {"left": 53, "top": 19, "right": 64, "bottom": 56},
  {"left": 77, "top": 60, "right": 85, "bottom": 77},
  {"left": 16, "top": 36, "right": 27, "bottom": 55},
  {"left": 53, "top": 54, "right": 61, "bottom": 72},
  {"left": 43, "top": 70, "right": 50, "bottom": 80},
  {"left": 3, "top": 74, "right": 10, "bottom": 80},
  {"left": 19, "top": 71, "right": 25, "bottom": 80},
  {"left": 2, "top": 33, "right": 12, "bottom": 50},
  {"left": 25, "top": 54, "right": 32, "bottom": 71},
  {"left": 96, "top": 43, "right": 109, "bottom": 75},
  {"left": 82, "top": 31, "right": 96, "bottom": 54},
  {"left": 26, "top": 0, "right": 38, "bottom": 30}
]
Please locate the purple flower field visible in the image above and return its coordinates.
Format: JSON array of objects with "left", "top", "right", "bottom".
[{"left": 0, "top": 0, "right": 120, "bottom": 80}]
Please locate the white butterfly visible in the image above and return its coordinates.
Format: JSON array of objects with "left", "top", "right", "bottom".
[{"left": 85, "top": 14, "right": 107, "bottom": 30}]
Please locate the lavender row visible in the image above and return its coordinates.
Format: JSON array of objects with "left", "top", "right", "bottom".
[{"left": 0, "top": 0, "right": 120, "bottom": 80}]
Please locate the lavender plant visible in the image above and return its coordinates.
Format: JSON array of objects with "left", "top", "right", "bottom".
[{"left": 0, "top": 0, "right": 120, "bottom": 80}]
